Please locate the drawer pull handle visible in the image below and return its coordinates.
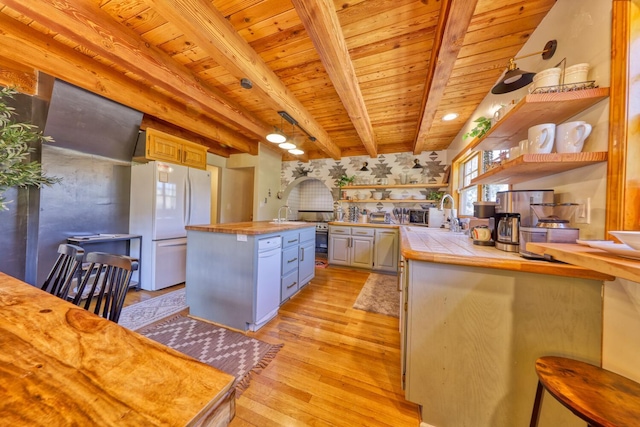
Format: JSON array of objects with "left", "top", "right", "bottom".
[
  {"left": 288, "top": 239, "right": 298, "bottom": 243},
  {"left": 288, "top": 257, "right": 298, "bottom": 263},
  {"left": 287, "top": 281, "right": 298, "bottom": 289}
]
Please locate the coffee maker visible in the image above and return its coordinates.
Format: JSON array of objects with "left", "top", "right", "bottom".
[{"left": 493, "top": 190, "right": 554, "bottom": 252}]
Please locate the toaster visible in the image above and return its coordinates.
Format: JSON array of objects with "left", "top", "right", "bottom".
[{"left": 369, "top": 212, "right": 390, "bottom": 224}]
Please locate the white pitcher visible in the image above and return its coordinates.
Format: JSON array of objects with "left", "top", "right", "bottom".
[
  {"left": 555, "top": 121, "right": 592, "bottom": 153},
  {"left": 528, "top": 123, "right": 556, "bottom": 154}
]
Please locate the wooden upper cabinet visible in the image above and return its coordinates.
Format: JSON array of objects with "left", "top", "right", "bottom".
[{"left": 145, "top": 127, "right": 207, "bottom": 170}]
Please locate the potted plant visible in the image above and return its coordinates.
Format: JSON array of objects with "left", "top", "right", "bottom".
[
  {"left": 463, "top": 116, "right": 492, "bottom": 140},
  {"left": 335, "top": 174, "right": 355, "bottom": 201},
  {"left": 0, "top": 87, "right": 59, "bottom": 210}
]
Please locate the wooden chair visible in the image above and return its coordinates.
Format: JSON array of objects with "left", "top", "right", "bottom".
[
  {"left": 530, "top": 356, "right": 640, "bottom": 427},
  {"left": 72, "top": 252, "right": 139, "bottom": 323},
  {"left": 41, "top": 244, "right": 85, "bottom": 300}
]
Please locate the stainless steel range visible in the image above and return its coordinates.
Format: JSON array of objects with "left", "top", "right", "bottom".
[{"left": 297, "top": 210, "right": 333, "bottom": 255}]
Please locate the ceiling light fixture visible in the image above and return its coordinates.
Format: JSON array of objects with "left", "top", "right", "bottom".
[
  {"left": 240, "top": 78, "right": 253, "bottom": 89},
  {"left": 266, "top": 127, "right": 287, "bottom": 143},
  {"left": 491, "top": 40, "right": 558, "bottom": 94},
  {"left": 278, "top": 111, "right": 317, "bottom": 142},
  {"left": 266, "top": 115, "right": 288, "bottom": 143},
  {"left": 289, "top": 148, "right": 304, "bottom": 155},
  {"left": 279, "top": 142, "right": 296, "bottom": 150},
  {"left": 442, "top": 113, "right": 458, "bottom": 121}
]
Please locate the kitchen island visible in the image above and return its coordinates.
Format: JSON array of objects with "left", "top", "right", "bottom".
[
  {"left": 185, "top": 221, "right": 315, "bottom": 331},
  {"left": 398, "top": 227, "right": 614, "bottom": 427}
]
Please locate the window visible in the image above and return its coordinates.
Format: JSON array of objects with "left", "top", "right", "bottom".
[
  {"left": 458, "top": 153, "right": 479, "bottom": 215},
  {"left": 457, "top": 151, "right": 509, "bottom": 215}
]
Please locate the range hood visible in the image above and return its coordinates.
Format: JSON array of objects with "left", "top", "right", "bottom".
[{"left": 42, "top": 79, "right": 143, "bottom": 161}]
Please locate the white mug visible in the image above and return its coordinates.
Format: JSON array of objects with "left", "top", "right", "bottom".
[
  {"left": 528, "top": 123, "right": 556, "bottom": 154},
  {"left": 518, "top": 139, "right": 529, "bottom": 155},
  {"left": 556, "top": 121, "right": 592, "bottom": 153}
]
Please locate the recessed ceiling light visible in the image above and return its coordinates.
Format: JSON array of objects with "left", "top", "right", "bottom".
[
  {"left": 442, "top": 113, "right": 458, "bottom": 121},
  {"left": 279, "top": 142, "right": 296, "bottom": 150},
  {"left": 288, "top": 148, "right": 304, "bottom": 155}
]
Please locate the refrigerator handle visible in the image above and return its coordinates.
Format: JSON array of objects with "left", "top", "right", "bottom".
[{"left": 184, "top": 176, "right": 191, "bottom": 225}]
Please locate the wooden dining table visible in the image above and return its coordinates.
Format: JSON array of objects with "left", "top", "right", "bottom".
[{"left": 0, "top": 272, "right": 235, "bottom": 426}]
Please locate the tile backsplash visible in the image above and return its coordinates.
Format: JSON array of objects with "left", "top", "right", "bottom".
[{"left": 281, "top": 151, "right": 449, "bottom": 215}]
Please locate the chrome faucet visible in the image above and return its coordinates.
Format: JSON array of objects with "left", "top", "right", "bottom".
[
  {"left": 278, "top": 205, "right": 291, "bottom": 223},
  {"left": 440, "top": 193, "right": 455, "bottom": 211}
]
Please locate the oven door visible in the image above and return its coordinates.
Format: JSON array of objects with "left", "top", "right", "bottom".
[
  {"left": 408, "top": 209, "right": 428, "bottom": 226},
  {"left": 315, "top": 230, "right": 328, "bottom": 254}
]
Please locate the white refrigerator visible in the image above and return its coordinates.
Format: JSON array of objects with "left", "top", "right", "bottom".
[{"left": 130, "top": 161, "right": 211, "bottom": 290}]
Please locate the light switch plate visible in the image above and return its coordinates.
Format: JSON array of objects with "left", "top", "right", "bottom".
[{"left": 575, "top": 198, "right": 591, "bottom": 224}]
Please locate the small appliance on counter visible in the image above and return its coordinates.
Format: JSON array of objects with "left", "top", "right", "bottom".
[
  {"left": 495, "top": 190, "right": 554, "bottom": 227},
  {"left": 495, "top": 212, "right": 520, "bottom": 252},
  {"left": 369, "top": 211, "right": 390, "bottom": 224},
  {"left": 407, "top": 208, "right": 431, "bottom": 226},
  {"left": 519, "top": 203, "right": 580, "bottom": 259}
]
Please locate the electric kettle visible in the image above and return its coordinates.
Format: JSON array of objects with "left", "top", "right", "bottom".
[{"left": 495, "top": 212, "right": 520, "bottom": 252}]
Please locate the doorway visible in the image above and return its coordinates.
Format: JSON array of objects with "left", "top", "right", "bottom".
[{"left": 220, "top": 167, "right": 254, "bottom": 223}]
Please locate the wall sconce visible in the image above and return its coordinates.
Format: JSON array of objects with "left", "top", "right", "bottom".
[
  {"left": 412, "top": 159, "right": 423, "bottom": 169},
  {"left": 491, "top": 40, "right": 558, "bottom": 94},
  {"left": 360, "top": 162, "right": 369, "bottom": 171}
]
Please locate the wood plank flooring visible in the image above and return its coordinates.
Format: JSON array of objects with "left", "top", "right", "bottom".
[{"left": 124, "top": 266, "right": 420, "bottom": 426}]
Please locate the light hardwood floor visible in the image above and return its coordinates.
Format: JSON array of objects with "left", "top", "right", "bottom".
[{"left": 125, "top": 266, "right": 420, "bottom": 426}]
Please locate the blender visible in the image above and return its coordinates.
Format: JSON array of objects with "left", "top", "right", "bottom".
[{"left": 519, "top": 203, "right": 580, "bottom": 259}]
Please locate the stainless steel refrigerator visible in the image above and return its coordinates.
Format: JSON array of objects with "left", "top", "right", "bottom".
[{"left": 130, "top": 161, "right": 211, "bottom": 290}]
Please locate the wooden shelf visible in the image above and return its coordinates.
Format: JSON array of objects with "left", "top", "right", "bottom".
[
  {"left": 342, "top": 183, "right": 444, "bottom": 190},
  {"left": 470, "top": 88, "right": 610, "bottom": 152},
  {"left": 471, "top": 152, "right": 608, "bottom": 185},
  {"left": 340, "top": 199, "right": 436, "bottom": 203}
]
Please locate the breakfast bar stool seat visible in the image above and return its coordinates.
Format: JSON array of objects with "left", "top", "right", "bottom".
[
  {"left": 530, "top": 356, "right": 640, "bottom": 427},
  {"left": 41, "top": 243, "right": 85, "bottom": 300}
]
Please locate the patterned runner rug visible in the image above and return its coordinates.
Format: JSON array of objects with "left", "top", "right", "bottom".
[
  {"left": 118, "top": 288, "right": 187, "bottom": 331},
  {"left": 139, "top": 315, "right": 282, "bottom": 396},
  {"left": 353, "top": 273, "right": 400, "bottom": 317}
]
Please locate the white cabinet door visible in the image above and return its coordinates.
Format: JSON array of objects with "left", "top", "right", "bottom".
[
  {"left": 373, "top": 229, "right": 399, "bottom": 272},
  {"left": 328, "top": 234, "right": 350, "bottom": 265},
  {"left": 298, "top": 240, "right": 315, "bottom": 287},
  {"left": 351, "top": 236, "right": 373, "bottom": 268}
]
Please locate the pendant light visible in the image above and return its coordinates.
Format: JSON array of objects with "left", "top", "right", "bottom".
[
  {"left": 266, "top": 115, "right": 287, "bottom": 143},
  {"left": 279, "top": 142, "right": 296, "bottom": 150},
  {"left": 289, "top": 148, "right": 304, "bottom": 155}
]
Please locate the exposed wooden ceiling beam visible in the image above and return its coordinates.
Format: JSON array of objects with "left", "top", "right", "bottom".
[
  {"left": 291, "top": 0, "right": 377, "bottom": 159},
  {"left": 3, "top": 0, "right": 272, "bottom": 141},
  {"left": 0, "top": 12, "right": 258, "bottom": 155},
  {"left": 144, "top": 0, "right": 342, "bottom": 160},
  {"left": 413, "top": 0, "right": 479, "bottom": 154}
]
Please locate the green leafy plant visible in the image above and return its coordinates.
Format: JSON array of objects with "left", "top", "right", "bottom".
[
  {"left": 463, "top": 116, "right": 492, "bottom": 140},
  {"left": 0, "top": 87, "right": 59, "bottom": 210},
  {"left": 337, "top": 174, "right": 355, "bottom": 188}
]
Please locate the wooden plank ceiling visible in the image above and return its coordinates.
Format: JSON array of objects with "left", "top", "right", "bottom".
[{"left": 0, "top": 0, "right": 556, "bottom": 159}]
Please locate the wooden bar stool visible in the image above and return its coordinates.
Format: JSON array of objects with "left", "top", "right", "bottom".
[{"left": 530, "top": 356, "right": 640, "bottom": 427}]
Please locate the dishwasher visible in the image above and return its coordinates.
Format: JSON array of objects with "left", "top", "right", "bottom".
[{"left": 253, "top": 236, "right": 282, "bottom": 331}]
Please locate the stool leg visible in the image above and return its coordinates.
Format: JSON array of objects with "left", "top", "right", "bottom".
[{"left": 529, "top": 380, "right": 545, "bottom": 427}]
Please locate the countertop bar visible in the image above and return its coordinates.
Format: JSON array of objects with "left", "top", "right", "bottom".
[
  {"left": 328, "top": 221, "right": 399, "bottom": 229},
  {"left": 0, "top": 272, "right": 235, "bottom": 426},
  {"left": 527, "top": 242, "right": 640, "bottom": 283},
  {"left": 186, "top": 220, "right": 314, "bottom": 235},
  {"left": 399, "top": 226, "right": 614, "bottom": 281}
]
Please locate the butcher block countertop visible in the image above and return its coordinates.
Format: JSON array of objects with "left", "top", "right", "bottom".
[
  {"left": 400, "top": 227, "right": 614, "bottom": 281},
  {"left": 328, "top": 221, "right": 399, "bottom": 229},
  {"left": 186, "top": 220, "right": 314, "bottom": 235},
  {"left": 527, "top": 242, "right": 640, "bottom": 283},
  {"left": 0, "top": 272, "right": 235, "bottom": 426}
]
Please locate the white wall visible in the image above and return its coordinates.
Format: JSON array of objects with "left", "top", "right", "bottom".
[{"left": 448, "top": 0, "right": 640, "bottom": 383}]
